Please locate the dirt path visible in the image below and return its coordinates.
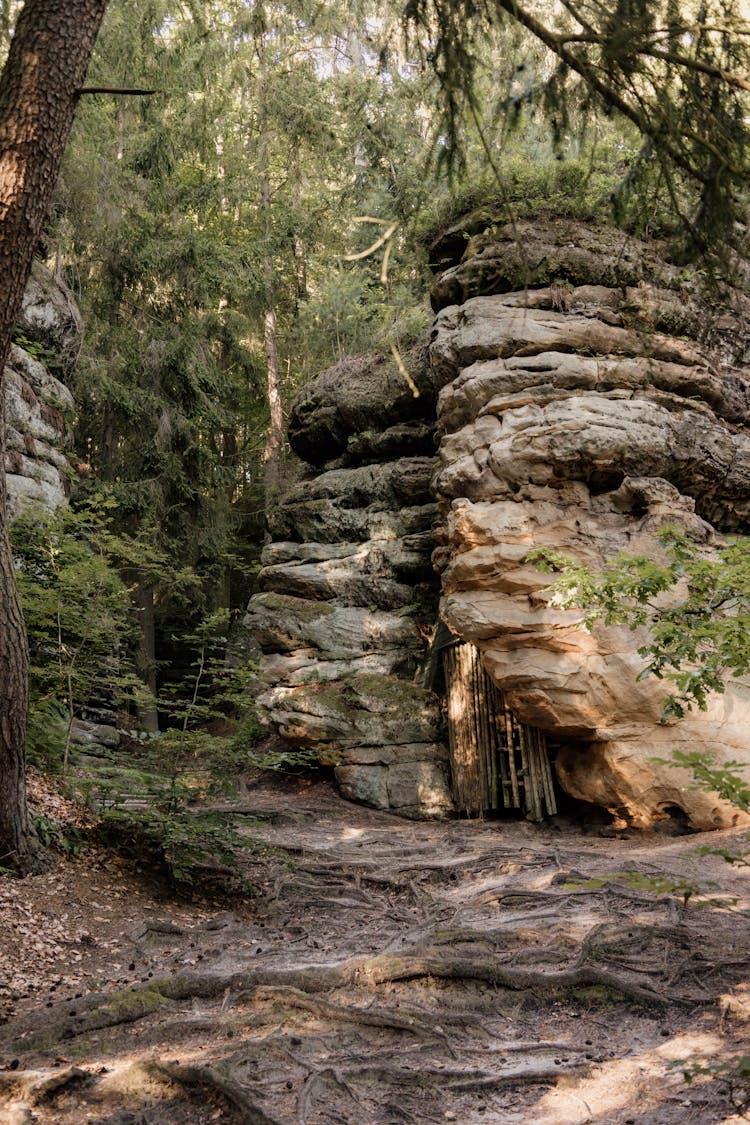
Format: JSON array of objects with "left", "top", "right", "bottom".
[{"left": 2, "top": 775, "right": 750, "bottom": 1124}]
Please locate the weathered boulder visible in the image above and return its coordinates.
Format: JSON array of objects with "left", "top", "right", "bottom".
[
  {"left": 257, "top": 536, "right": 434, "bottom": 610},
  {"left": 17, "top": 259, "right": 82, "bottom": 361},
  {"left": 245, "top": 593, "right": 424, "bottom": 660},
  {"left": 266, "top": 458, "right": 436, "bottom": 544},
  {"left": 431, "top": 219, "right": 750, "bottom": 830},
  {"left": 287, "top": 346, "right": 435, "bottom": 468}
]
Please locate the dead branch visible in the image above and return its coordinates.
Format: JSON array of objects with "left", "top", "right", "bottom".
[{"left": 78, "top": 86, "right": 157, "bottom": 96}]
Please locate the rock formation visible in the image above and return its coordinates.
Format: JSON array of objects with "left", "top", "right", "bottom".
[
  {"left": 3, "top": 265, "right": 120, "bottom": 751},
  {"left": 431, "top": 218, "right": 750, "bottom": 830},
  {"left": 242, "top": 348, "right": 453, "bottom": 818},
  {"left": 5, "top": 261, "right": 79, "bottom": 518},
  {"left": 245, "top": 215, "right": 750, "bottom": 831}
]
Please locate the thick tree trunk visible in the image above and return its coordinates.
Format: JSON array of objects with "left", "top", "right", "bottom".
[{"left": 0, "top": 0, "right": 107, "bottom": 870}]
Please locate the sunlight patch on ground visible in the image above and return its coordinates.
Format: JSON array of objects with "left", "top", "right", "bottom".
[
  {"left": 720, "top": 983, "right": 750, "bottom": 1020},
  {"left": 534, "top": 1032, "right": 721, "bottom": 1124},
  {"left": 340, "top": 826, "right": 366, "bottom": 840}
]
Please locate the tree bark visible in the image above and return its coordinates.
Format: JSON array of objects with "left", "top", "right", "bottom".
[
  {"left": 135, "top": 578, "right": 159, "bottom": 733},
  {"left": 256, "top": 32, "right": 284, "bottom": 507},
  {"left": 0, "top": 0, "right": 107, "bottom": 870}
]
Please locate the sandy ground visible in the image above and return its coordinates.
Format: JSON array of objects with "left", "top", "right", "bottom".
[{"left": 1, "top": 773, "right": 750, "bottom": 1124}]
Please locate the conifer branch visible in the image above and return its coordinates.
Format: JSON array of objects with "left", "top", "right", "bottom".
[{"left": 77, "top": 86, "right": 157, "bottom": 96}]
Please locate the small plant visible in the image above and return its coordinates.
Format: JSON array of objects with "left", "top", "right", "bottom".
[
  {"left": 98, "top": 806, "right": 251, "bottom": 894},
  {"left": 30, "top": 813, "right": 82, "bottom": 857},
  {"left": 11, "top": 494, "right": 188, "bottom": 775},
  {"left": 677, "top": 1055, "right": 750, "bottom": 1118},
  {"left": 12, "top": 331, "right": 58, "bottom": 368}
]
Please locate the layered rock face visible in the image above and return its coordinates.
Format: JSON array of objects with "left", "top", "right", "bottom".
[
  {"left": 243, "top": 349, "right": 452, "bottom": 818},
  {"left": 5, "top": 261, "right": 80, "bottom": 518},
  {"left": 431, "top": 218, "right": 750, "bottom": 830}
]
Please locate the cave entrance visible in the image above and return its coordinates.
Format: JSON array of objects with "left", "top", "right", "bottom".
[{"left": 443, "top": 640, "right": 557, "bottom": 820}]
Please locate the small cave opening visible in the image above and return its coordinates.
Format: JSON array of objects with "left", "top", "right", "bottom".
[
  {"left": 544, "top": 746, "right": 618, "bottom": 833},
  {"left": 442, "top": 640, "right": 557, "bottom": 822},
  {"left": 438, "top": 641, "right": 635, "bottom": 834},
  {"left": 652, "top": 803, "right": 696, "bottom": 836},
  {"left": 587, "top": 468, "right": 625, "bottom": 495}
]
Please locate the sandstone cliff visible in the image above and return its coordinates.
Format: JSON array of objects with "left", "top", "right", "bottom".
[
  {"left": 244, "top": 216, "right": 750, "bottom": 831},
  {"left": 431, "top": 218, "right": 750, "bottom": 830}
]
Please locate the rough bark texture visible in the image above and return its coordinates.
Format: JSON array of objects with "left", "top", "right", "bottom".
[{"left": 0, "top": 0, "right": 107, "bottom": 868}]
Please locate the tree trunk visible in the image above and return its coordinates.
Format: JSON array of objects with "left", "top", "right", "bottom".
[
  {"left": 256, "top": 35, "right": 283, "bottom": 505},
  {"left": 289, "top": 143, "right": 307, "bottom": 308},
  {"left": 262, "top": 305, "right": 283, "bottom": 501},
  {"left": 0, "top": 0, "right": 107, "bottom": 870},
  {"left": 135, "top": 579, "right": 159, "bottom": 734}
]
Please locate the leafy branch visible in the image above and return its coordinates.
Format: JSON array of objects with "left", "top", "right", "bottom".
[{"left": 529, "top": 526, "right": 750, "bottom": 720}]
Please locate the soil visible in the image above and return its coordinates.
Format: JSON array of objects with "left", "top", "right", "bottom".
[{"left": 2, "top": 772, "right": 750, "bottom": 1124}]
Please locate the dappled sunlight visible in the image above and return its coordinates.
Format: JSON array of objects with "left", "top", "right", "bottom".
[
  {"left": 535, "top": 1031, "right": 724, "bottom": 1125},
  {"left": 4, "top": 781, "right": 750, "bottom": 1122},
  {"left": 340, "top": 826, "right": 366, "bottom": 840},
  {"left": 720, "top": 983, "right": 750, "bottom": 1021}
]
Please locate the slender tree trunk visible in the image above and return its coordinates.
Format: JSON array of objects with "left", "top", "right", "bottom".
[
  {"left": 262, "top": 305, "right": 283, "bottom": 500},
  {"left": 289, "top": 143, "right": 307, "bottom": 309},
  {"left": 257, "top": 34, "right": 283, "bottom": 505},
  {"left": 135, "top": 579, "right": 159, "bottom": 733},
  {"left": 0, "top": 0, "right": 107, "bottom": 870}
]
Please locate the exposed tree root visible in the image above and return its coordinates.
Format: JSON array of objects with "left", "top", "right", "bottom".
[
  {"left": 6, "top": 947, "right": 678, "bottom": 1056},
  {"left": 247, "top": 985, "right": 454, "bottom": 1046},
  {"left": 297, "top": 1065, "right": 361, "bottom": 1125},
  {"left": 3, "top": 788, "right": 746, "bottom": 1125},
  {"left": 149, "top": 1061, "right": 282, "bottom": 1125},
  {"left": 291, "top": 1059, "right": 588, "bottom": 1092}
]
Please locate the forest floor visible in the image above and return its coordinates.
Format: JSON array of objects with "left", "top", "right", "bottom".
[{"left": 1, "top": 773, "right": 750, "bottom": 1125}]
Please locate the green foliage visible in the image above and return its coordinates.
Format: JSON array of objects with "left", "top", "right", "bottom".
[
  {"left": 656, "top": 750, "right": 750, "bottom": 813},
  {"left": 48, "top": 0, "right": 443, "bottom": 656},
  {"left": 529, "top": 526, "right": 750, "bottom": 720},
  {"left": 11, "top": 498, "right": 146, "bottom": 771},
  {"left": 25, "top": 701, "right": 69, "bottom": 774},
  {"left": 30, "top": 813, "right": 82, "bottom": 857},
  {"left": 407, "top": 0, "right": 750, "bottom": 253},
  {"left": 97, "top": 805, "right": 251, "bottom": 894},
  {"left": 411, "top": 151, "right": 626, "bottom": 250},
  {"left": 65, "top": 605, "right": 271, "bottom": 894},
  {"left": 530, "top": 530, "right": 750, "bottom": 817},
  {"left": 678, "top": 1055, "right": 750, "bottom": 1117},
  {"left": 11, "top": 331, "right": 58, "bottom": 368}
]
